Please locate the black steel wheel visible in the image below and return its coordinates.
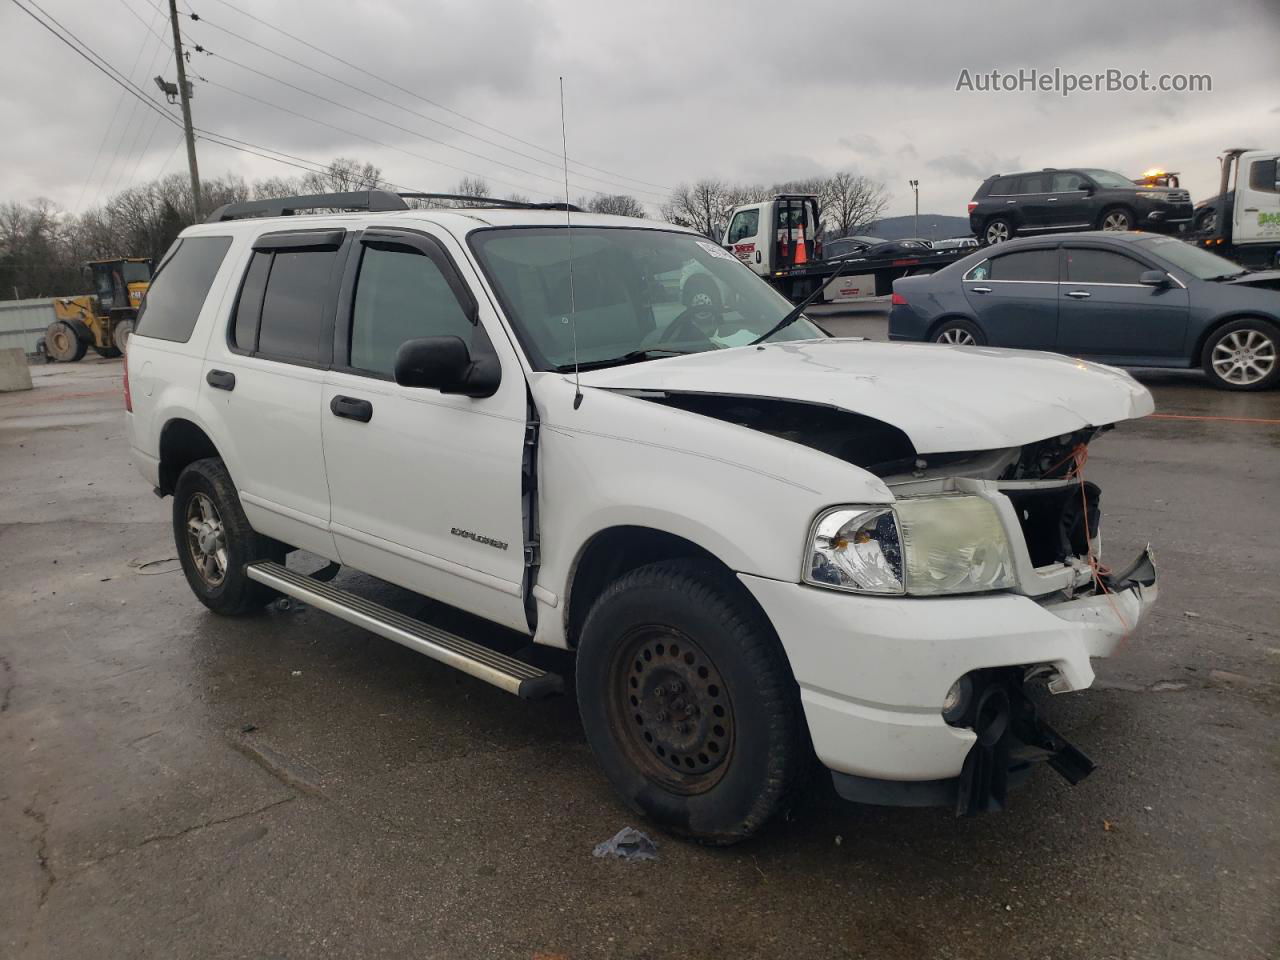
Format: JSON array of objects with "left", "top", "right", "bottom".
[{"left": 576, "top": 559, "right": 808, "bottom": 844}]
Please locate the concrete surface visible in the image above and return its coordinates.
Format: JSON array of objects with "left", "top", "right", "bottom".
[
  {"left": 0, "top": 347, "right": 33, "bottom": 392},
  {"left": 3, "top": 347, "right": 1278, "bottom": 960}
]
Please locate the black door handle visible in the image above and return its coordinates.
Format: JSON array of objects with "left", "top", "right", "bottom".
[
  {"left": 330, "top": 395, "right": 373, "bottom": 423},
  {"left": 206, "top": 369, "right": 235, "bottom": 391}
]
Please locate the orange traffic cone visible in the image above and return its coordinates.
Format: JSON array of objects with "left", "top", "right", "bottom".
[{"left": 794, "top": 224, "right": 808, "bottom": 265}]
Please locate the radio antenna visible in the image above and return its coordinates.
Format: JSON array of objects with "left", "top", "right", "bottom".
[{"left": 559, "top": 76, "right": 582, "bottom": 410}]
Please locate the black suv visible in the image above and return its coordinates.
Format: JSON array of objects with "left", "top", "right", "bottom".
[{"left": 968, "top": 168, "right": 1193, "bottom": 245}]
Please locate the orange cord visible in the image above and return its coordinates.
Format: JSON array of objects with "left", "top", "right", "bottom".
[{"left": 1063, "top": 444, "right": 1132, "bottom": 640}]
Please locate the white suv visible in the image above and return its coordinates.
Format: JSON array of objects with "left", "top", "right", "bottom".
[{"left": 125, "top": 190, "right": 1158, "bottom": 843}]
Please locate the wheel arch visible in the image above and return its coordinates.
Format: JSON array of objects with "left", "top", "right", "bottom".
[
  {"left": 925, "top": 313, "right": 982, "bottom": 342},
  {"left": 1098, "top": 203, "right": 1136, "bottom": 228},
  {"left": 158, "top": 417, "right": 225, "bottom": 497},
  {"left": 564, "top": 525, "right": 746, "bottom": 649}
]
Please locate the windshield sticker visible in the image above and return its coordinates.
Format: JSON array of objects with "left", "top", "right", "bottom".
[{"left": 696, "top": 240, "right": 738, "bottom": 262}]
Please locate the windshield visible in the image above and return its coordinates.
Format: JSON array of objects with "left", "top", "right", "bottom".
[
  {"left": 1081, "top": 169, "right": 1137, "bottom": 189},
  {"left": 470, "top": 227, "right": 824, "bottom": 371},
  {"left": 1136, "top": 236, "right": 1246, "bottom": 279}
]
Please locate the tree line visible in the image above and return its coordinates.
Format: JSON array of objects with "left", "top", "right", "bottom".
[{"left": 1, "top": 158, "right": 886, "bottom": 300}]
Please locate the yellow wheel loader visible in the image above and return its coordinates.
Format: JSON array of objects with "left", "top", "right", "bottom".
[{"left": 44, "top": 257, "right": 152, "bottom": 362}]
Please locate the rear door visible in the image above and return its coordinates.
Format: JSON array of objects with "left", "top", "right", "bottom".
[
  {"left": 1014, "top": 173, "right": 1053, "bottom": 232},
  {"left": 1056, "top": 244, "right": 1189, "bottom": 362},
  {"left": 199, "top": 228, "right": 347, "bottom": 559},
  {"left": 321, "top": 226, "right": 530, "bottom": 632},
  {"left": 961, "top": 246, "right": 1060, "bottom": 348},
  {"left": 724, "top": 205, "right": 767, "bottom": 275}
]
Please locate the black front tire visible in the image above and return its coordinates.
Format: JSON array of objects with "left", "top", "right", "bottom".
[
  {"left": 173, "top": 457, "right": 283, "bottom": 615},
  {"left": 1200, "top": 319, "right": 1280, "bottom": 391},
  {"left": 576, "top": 559, "right": 808, "bottom": 845}
]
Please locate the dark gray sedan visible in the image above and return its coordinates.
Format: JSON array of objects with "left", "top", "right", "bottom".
[{"left": 889, "top": 232, "right": 1280, "bottom": 390}]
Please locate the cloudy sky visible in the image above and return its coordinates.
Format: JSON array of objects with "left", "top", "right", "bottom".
[{"left": 1, "top": 0, "right": 1277, "bottom": 222}]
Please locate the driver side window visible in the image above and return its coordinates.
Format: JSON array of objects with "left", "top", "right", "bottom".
[
  {"left": 726, "top": 209, "right": 759, "bottom": 244},
  {"left": 349, "top": 245, "right": 477, "bottom": 377}
]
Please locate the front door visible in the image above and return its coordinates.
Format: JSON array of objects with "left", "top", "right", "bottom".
[
  {"left": 961, "top": 247, "right": 1060, "bottom": 348},
  {"left": 1045, "top": 172, "right": 1093, "bottom": 229},
  {"left": 724, "top": 205, "right": 766, "bottom": 275},
  {"left": 1056, "top": 245, "right": 1189, "bottom": 362},
  {"left": 321, "top": 227, "right": 530, "bottom": 632}
]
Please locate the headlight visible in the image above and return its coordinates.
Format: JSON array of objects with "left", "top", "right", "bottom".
[{"left": 805, "top": 496, "right": 1016, "bottom": 597}]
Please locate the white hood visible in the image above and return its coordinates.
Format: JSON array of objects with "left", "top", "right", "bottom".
[{"left": 577, "top": 339, "right": 1154, "bottom": 454}]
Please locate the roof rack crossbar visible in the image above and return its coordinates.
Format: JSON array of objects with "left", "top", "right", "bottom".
[
  {"left": 204, "top": 190, "right": 409, "bottom": 223},
  {"left": 398, "top": 193, "right": 583, "bottom": 212}
]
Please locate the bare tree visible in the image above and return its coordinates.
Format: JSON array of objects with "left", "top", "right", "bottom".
[
  {"left": 301, "top": 157, "right": 386, "bottom": 194},
  {"left": 446, "top": 176, "right": 492, "bottom": 206},
  {"left": 822, "top": 172, "right": 889, "bottom": 237},
  {"left": 662, "top": 180, "right": 736, "bottom": 239},
  {"left": 587, "top": 194, "right": 646, "bottom": 218}
]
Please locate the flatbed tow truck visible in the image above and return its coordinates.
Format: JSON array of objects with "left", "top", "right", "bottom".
[
  {"left": 1188, "top": 147, "right": 1280, "bottom": 270},
  {"left": 721, "top": 194, "right": 967, "bottom": 303}
]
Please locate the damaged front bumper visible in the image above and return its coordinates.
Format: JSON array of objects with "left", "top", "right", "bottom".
[{"left": 739, "top": 546, "right": 1158, "bottom": 812}]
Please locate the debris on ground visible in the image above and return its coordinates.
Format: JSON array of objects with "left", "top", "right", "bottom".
[{"left": 593, "top": 827, "right": 658, "bottom": 862}]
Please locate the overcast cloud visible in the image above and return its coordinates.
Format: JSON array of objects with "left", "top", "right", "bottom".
[{"left": 1, "top": 0, "right": 1277, "bottom": 221}]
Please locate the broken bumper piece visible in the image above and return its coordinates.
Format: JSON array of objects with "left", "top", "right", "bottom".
[{"left": 740, "top": 546, "right": 1158, "bottom": 810}]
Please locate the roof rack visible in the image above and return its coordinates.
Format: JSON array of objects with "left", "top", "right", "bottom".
[{"left": 204, "top": 190, "right": 582, "bottom": 223}]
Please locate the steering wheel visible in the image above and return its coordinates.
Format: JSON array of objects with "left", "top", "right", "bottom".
[{"left": 658, "top": 306, "right": 710, "bottom": 345}]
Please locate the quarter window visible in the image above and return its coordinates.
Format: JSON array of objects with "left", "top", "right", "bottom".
[
  {"left": 134, "top": 236, "right": 232, "bottom": 343},
  {"left": 726, "top": 209, "right": 760, "bottom": 244},
  {"left": 987, "top": 249, "right": 1058, "bottom": 281},
  {"left": 349, "top": 245, "right": 477, "bottom": 377},
  {"left": 1065, "top": 249, "right": 1145, "bottom": 284}
]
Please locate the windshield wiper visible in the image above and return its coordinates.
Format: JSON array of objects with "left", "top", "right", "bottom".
[
  {"left": 750, "top": 257, "right": 860, "bottom": 345},
  {"left": 553, "top": 348, "right": 691, "bottom": 373},
  {"left": 1204, "top": 271, "right": 1248, "bottom": 282}
]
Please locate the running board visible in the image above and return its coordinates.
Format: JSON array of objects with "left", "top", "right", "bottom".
[{"left": 245, "top": 561, "right": 562, "bottom": 699}]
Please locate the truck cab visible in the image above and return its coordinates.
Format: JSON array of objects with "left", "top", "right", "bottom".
[
  {"left": 723, "top": 194, "right": 822, "bottom": 276},
  {"left": 1196, "top": 148, "right": 1280, "bottom": 269}
]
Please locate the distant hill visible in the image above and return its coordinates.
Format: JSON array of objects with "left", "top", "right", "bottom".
[{"left": 861, "top": 214, "right": 971, "bottom": 242}]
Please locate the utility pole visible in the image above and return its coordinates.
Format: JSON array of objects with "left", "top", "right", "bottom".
[
  {"left": 908, "top": 179, "right": 919, "bottom": 237},
  {"left": 168, "top": 0, "right": 202, "bottom": 218}
]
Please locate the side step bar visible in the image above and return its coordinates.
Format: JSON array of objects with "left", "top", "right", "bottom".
[{"left": 245, "top": 561, "right": 563, "bottom": 699}]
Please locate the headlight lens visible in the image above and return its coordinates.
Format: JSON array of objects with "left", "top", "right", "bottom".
[{"left": 806, "top": 496, "right": 1016, "bottom": 596}]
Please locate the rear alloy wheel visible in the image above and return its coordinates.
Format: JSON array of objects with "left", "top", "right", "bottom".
[
  {"left": 44, "top": 320, "right": 86, "bottom": 362},
  {"left": 984, "top": 218, "right": 1012, "bottom": 245},
  {"left": 933, "top": 318, "right": 986, "bottom": 346},
  {"left": 1100, "top": 208, "right": 1134, "bottom": 231},
  {"left": 1202, "top": 320, "right": 1280, "bottom": 391}
]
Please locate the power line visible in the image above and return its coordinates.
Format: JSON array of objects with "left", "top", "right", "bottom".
[
  {"left": 103, "top": 28, "right": 174, "bottom": 202},
  {"left": 185, "top": 12, "right": 668, "bottom": 201},
  {"left": 204, "top": 0, "right": 672, "bottom": 193},
  {"left": 197, "top": 75, "right": 562, "bottom": 200},
  {"left": 113, "top": 0, "right": 167, "bottom": 43},
  {"left": 192, "top": 44, "right": 654, "bottom": 202}
]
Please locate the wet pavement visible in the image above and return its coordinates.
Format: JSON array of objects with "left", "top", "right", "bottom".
[{"left": 3, "top": 350, "right": 1278, "bottom": 960}]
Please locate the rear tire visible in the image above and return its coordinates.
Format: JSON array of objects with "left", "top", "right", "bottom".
[
  {"left": 932, "top": 317, "right": 986, "bottom": 346},
  {"left": 92, "top": 345, "right": 122, "bottom": 359},
  {"left": 983, "top": 217, "right": 1013, "bottom": 245},
  {"left": 173, "top": 458, "right": 283, "bottom": 615},
  {"left": 45, "top": 321, "right": 86, "bottom": 362},
  {"left": 576, "top": 559, "right": 807, "bottom": 845},
  {"left": 1200, "top": 319, "right": 1280, "bottom": 391}
]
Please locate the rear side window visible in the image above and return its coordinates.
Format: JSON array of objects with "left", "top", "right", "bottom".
[
  {"left": 988, "top": 177, "right": 1016, "bottom": 196},
  {"left": 231, "top": 238, "right": 343, "bottom": 365},
  {"left": 988, "top": 249, "right": 1058, "bottom": 281},
  {"left": 1065, "top": 249, "right": 1145, "bottom": 284},
  {"left": 1015, "top": 174, "right": 1048, "bottom": 194},
  {"left": 349, "top": 245, "right": 476, "bottom": 376},
  {"left": 134, "top": 236, "right": 231, "bottom": 342}
]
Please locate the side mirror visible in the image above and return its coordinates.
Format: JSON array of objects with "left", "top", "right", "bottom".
[
  {"left": 1079, "top": 183, "right": 1095, "bottom": 196},
  {"left": 1139, "top": 269, "right": 1171, "bottom": 287},
  {"left": 394, "top": 336, "right": 500, "bottom": 398}
]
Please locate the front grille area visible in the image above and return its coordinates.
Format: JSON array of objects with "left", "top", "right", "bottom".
[
  {"left": 1165, "top": 190, "right": 1191, "bottom": 202},
  {"left": 1004, "top": 483, "right": 1100, "bottom": 568}
]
